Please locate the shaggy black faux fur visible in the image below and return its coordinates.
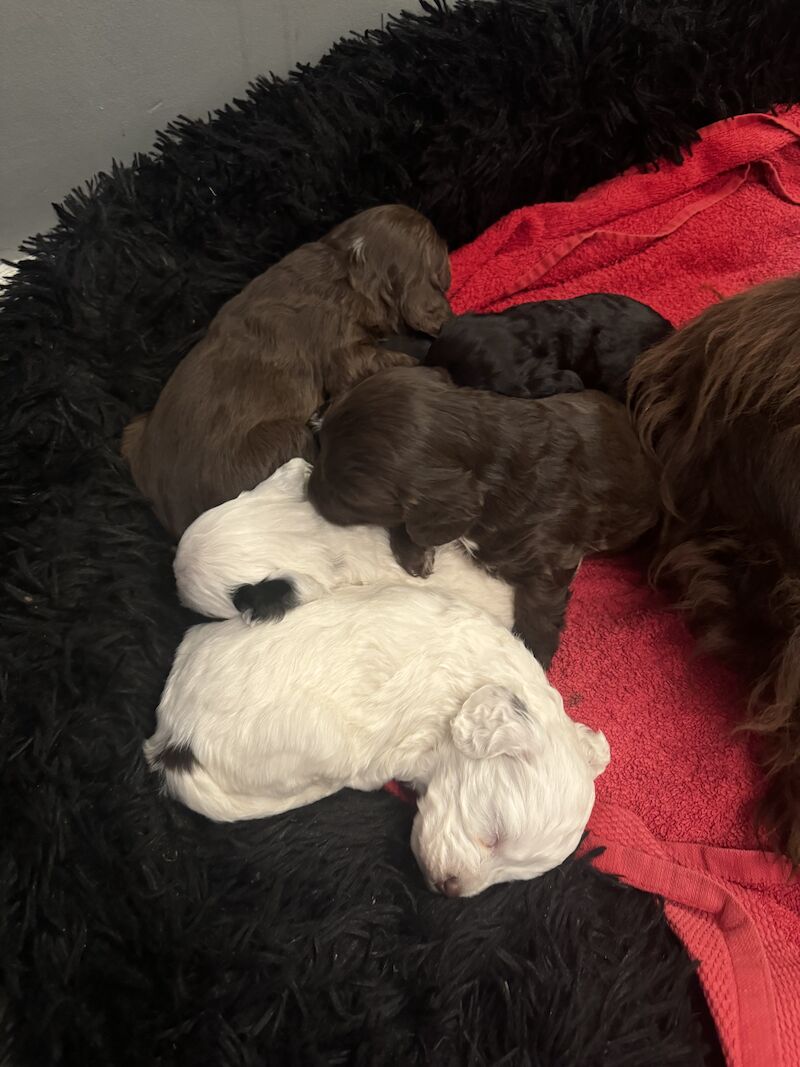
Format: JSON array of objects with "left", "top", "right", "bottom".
[{"left": 3, "top": 0, "right": 800, "bottom": 1062}]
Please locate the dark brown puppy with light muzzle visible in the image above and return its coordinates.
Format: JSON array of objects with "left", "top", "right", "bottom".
[
  {"left": 122, "top": 205, "right": 451, "bottom": 538},
  {"left": 628, "top": 273, "right": 800, "bottom": 862},
  {"left": 308, "top": 366, "right": 659, "bottom": 669}
]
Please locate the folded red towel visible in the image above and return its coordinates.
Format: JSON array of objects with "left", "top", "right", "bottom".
[
  {"left": 444, "top": 107, "right": 800, "bottom": 1067},
  {"left": 450, "top": 109, "right": 800, "bottom": 327}
]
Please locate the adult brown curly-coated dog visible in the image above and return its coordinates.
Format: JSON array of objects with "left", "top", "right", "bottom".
[
  {"left": 308, "top": 366, "right": 658, "bottom": 669},
  {"left": 122, "top": 205, "right": 451, "bottom": 538},
  {"left": 628, "top": 274, "right": 800, "bottom": 862}
]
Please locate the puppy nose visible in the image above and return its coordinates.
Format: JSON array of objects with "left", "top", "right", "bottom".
[{"left": 434, "top": 876, "right": 461, "bottom": 898}]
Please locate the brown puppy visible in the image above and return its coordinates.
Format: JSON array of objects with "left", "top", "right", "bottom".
[
  {"left": 308, "top": 366, "right": 658, "bottom": 668},
  {"left": 628, "top": 273, "right": 800, "bottom": 861},
  {"left": 122, "top": 205, "right": 451, "bottom": 538}
]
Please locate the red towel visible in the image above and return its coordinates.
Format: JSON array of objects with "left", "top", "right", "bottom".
[{"left": 445, "top": 108, "right": 800, "bottom": 1067}]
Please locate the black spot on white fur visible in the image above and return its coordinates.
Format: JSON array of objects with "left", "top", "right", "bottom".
[
  {"left": 157, "top": 743, "right": 198, "bottom": 773},
  {"left": 233, "top": 578, "right": 298, "bottom": 623}
]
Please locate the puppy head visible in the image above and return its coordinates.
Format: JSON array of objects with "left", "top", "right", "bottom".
[
  {"left": 307, "top": 369, "right": 421, "bottom": 528},
  {"left": 174, "top": 458, "right": 344, "bottom": 620},
  {"left": 308, "top": 366, "right": 482, "bottom": 545},
  {"left": 411, "top": 684, "right": 609, "bottom": 897},
  {"left": 328, "top": 205, "right": 451, "bottom": 335}
]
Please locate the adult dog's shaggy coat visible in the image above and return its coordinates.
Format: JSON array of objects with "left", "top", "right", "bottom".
[
  {"left": 5, "top": 0, "right": 798, "bottom": 1062},
  {"left": 629, "top": 273, "right": 800, "bottom": 862}
]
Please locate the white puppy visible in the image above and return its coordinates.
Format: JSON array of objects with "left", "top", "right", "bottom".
[
  {"left": 144, "top": 585, "right": 609, "bottom": 897},
  {"left": 173, "top": 457, "right": 513, "bottom": 628}
]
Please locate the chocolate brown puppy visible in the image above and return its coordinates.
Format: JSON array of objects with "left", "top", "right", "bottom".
[
  {"left": 122, "top": 205, "right": 451, "bottom": 538},
  {"left": 308, "top": 366, "right": 658, "bottom": 667}
]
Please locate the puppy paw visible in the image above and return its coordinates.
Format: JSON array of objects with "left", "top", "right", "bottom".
[
  {"left": 379, "top": 349, "right": 418, "bottom": 370},
  {"left": 422, "top": 548, "right": 436, "bottom": 578},
  {"left": 400, "top": 544, "right": 435, "bottom": 579},
  {"left": 532, "top": 370, "right": 585, "bottom": 398},
  {"left": 390, "top": 526, "right": 435, "bottom": 578}
]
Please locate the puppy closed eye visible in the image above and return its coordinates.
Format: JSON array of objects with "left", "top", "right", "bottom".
[{"left": 477, "top": 833, "right": 501, "bottom": 851}]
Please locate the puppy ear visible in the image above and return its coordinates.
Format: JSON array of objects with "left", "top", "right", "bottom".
[
  {"left": 451, "top": 685, "right": 540, "bottom": 761},
  {"left": 256, "top": 458, "right": 312, "bottom": 500},
  {"left": 401, "top": 245, "right": 452, "bottom": 335},
  {"left": 401, "top": 282, "right": 452, "bottom": 336},
  {"left": 404, "top": 467, "right": 483, "bottom": 547},
  {"left": 347, "top": 238, "right": 393, "bottom": 309},
  {"left": 573, "top": 722, "right": 610, "bottom": 778}
]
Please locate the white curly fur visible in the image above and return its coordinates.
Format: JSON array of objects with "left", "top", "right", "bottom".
[
  {"left": 145, "top": 585, "right": 608, "bottom": 897},
  {"left": 174, "top": 458, "right": 514, "bottom": 627}
]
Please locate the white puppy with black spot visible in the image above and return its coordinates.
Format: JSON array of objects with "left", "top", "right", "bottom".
[
  {"left": 145, "top": 584, "right": 609, "bottom": 897},
  {"left": 173, "top": 457, "right": 514, "bottom": 628}
]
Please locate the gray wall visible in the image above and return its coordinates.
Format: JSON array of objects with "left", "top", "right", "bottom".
[{"left": 0, "top": 0, "right": 401, "bottom": 258}]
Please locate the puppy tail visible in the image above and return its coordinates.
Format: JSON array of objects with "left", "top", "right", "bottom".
[
  {"left": 144, "top": 730, "right": 247, "bottom": 821},
  {"left": 121, "top": 412, "right": 148, "bottom": 464},
  {"left": 145, "top": 729, "right": 327, "bottom": 821}
]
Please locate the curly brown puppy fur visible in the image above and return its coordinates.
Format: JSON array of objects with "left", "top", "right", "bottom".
[
  {"left": 122, "top": 205, "right": 451, "bottom": 538},
  {"left": 308, "top": 366, "right": 658, "bottom": 669},
  {"left": 628, "top": 273, "right": 800, "bottom": 861}
]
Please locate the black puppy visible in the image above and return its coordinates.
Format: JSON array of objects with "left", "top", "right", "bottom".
[{"left": 383, "top": 294, "right": 671, "bottom": 402}]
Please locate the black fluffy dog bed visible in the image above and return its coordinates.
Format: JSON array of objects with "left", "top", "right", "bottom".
[{"left": 3, "top": 1, "right": 800, "bottom": 1063}]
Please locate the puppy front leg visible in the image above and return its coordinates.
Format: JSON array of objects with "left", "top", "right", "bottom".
[
  {"left": 530, "top": 369, "right": 585, "bottom": 398},
  {"left": 390, "top": 525, "right": 434, "bottom": 579},
  {"left": 512, "top": 572, "right": 575, "bottom": 669},
  {"left": 325, "top": 345, "right": 417, "bottom": 397}
]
